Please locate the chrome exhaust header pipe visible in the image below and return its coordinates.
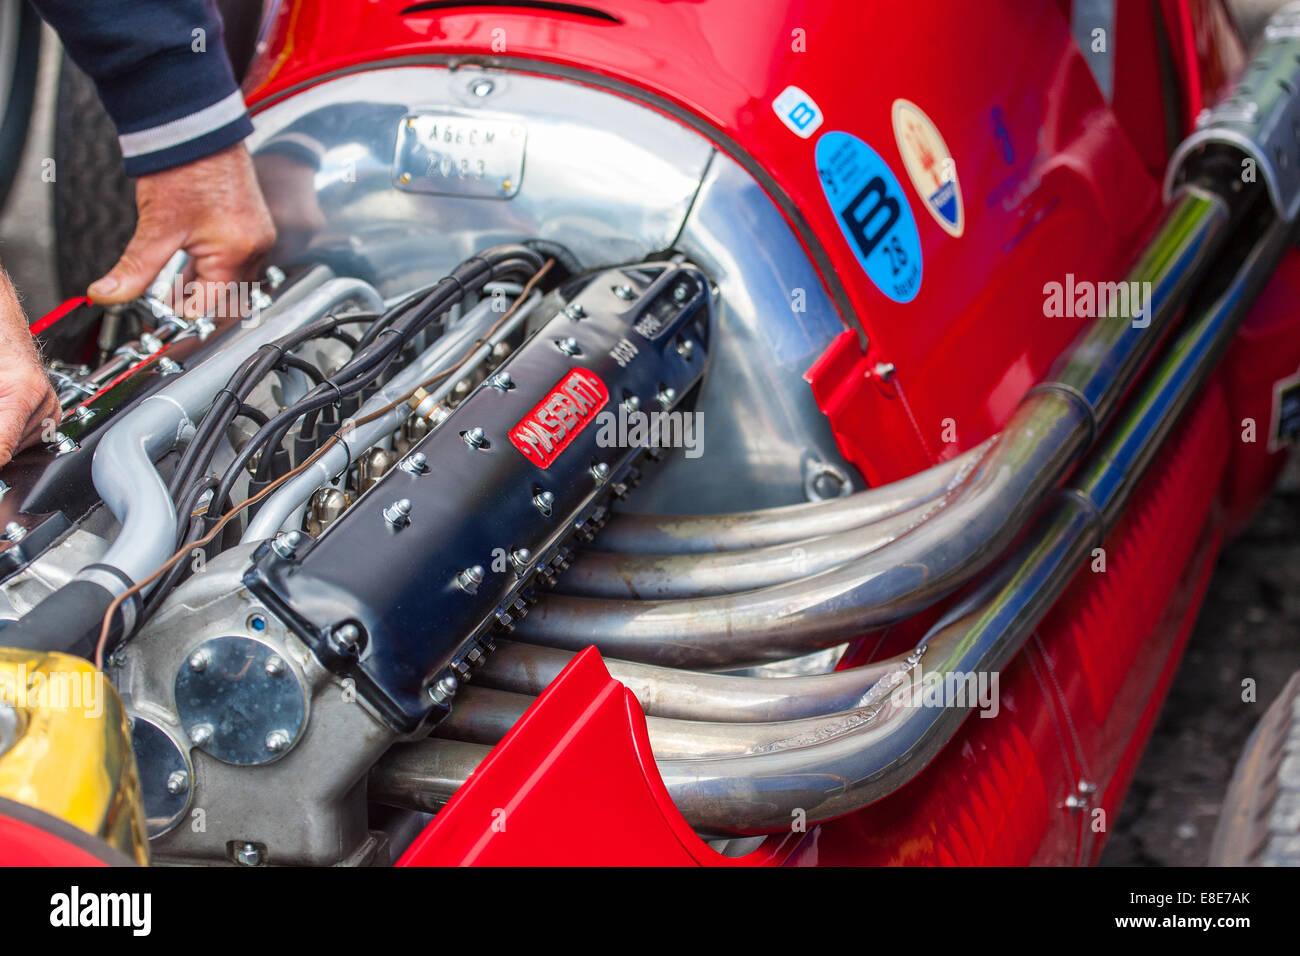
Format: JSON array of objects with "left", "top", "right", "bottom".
[
  {"left": 477, "top": 640, "right": 904, "bottom": 722},
  {"left": 511, "top": 190, "right": 1230, "bottom": 667}
]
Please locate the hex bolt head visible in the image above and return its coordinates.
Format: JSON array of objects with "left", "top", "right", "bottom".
[
  {"left": 264, "top": 654, "right": 286, "bottom": 678},
  {"left": 563, "top": 303, "right": 587, "bottom": 320},
  {"left": 456, "top": 565, "right": 485, "bottom": 594},
  {"left": 464, "top": 426, "right": 488, "bottom": 449},
  {"left": 488, "top": 371, "right": 515, "bottom": 391},
  {"left": 331, "top": 623, "right": 362, "bottom": 654},
  {"left": 189, "top": 723, "right": 214, "bottom": 746},
  {"left": 675, "top": 338, "right": 694, "bottom": 360},
  {"left": 400, "top": 451, "right": 429, "bottom": 475},
  {"left": 556, "top": 337, "right": 581, "bottom": 357},
  {"left": 623, "top": 395, "right": 641, "bottom": 412},
  {"left": 265, "top": 729, "right": 291, "bottom": 754},
  {"left": 265, "top": 265, "right": 287, "bottom": 289},
  {"left": 188, "top": 649, "right": 211, "bottom": 672},
  {"left": 657, "top": 386, "right": 677, "bottom": 407},
  {"left": 428, "top": 674, "right": 459, "bottom": 704},
  {"left": 383, "top": 498, "right": 413, "bottom": 528},
  {"left": 166, "top": 770, "right": 190, "bottom": 795},
  {"left": 234, "top": 842, "right": 262, "bottom": 866},
  {"left": 533, "top": 490, "right": 555, "bottom": 515},
  {"left": 613, "top": 284, "right": 636, "bottom": 300},
  {"left": 591, "top": 462, "right": 610, "bottom": 482},
  {"left": 271, "top": 530, "right": 303, "bottom": 559}
]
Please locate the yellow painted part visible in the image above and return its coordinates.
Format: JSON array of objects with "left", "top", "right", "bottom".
[{"left": 0, "top": 648, "right": 148, "bottom": 864}]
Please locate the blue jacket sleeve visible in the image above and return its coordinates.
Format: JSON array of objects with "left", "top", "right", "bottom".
[{"left": 30, "top": 0, "right": 254, "bottom": 176}]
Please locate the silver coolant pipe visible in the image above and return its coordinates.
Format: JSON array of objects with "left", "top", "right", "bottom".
[
  {"left": 241, "top": 288, "right": 540, "bottom": 542},
  {"left": 374, "top": 208, "right": 1295, "bottom": 830},
  {"left": 87, "top": 273, "right": 385, "bottom": 589},
  {"left": 509, "top": 188, "right": 1230, "bottom": 668}
]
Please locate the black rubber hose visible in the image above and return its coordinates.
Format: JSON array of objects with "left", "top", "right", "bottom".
[{"left": 0, "top": 578, "right": 128, "bottom": 659}]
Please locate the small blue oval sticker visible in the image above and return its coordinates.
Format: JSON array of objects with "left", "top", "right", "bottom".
[{"left": 815, "top": 131, "right": 922, "bottom": 303}]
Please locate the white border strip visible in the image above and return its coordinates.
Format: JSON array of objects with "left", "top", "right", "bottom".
[{"left": 117, "top": 89, "right": 248, "bottom": 158}]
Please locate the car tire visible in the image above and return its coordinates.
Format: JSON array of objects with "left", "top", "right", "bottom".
[
  {"left": 1209, "top": 670, "right": 1300, "bottom": 865},
  {"left": 0, "top": 0, "right": 41, "bottom": 213},
  {"left": 51, "top": 53, "right": 136, "bottom": 301}
]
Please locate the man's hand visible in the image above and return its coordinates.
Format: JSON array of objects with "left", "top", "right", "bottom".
[
  {"left": 0, "top": 270, "right": 60, "bottom": 467},
  {"left": 87, "top": 143, "right": 276, "bottom": 317}
]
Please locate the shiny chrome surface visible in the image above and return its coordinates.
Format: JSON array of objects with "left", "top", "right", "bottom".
[
  {"left": 652, "top": 211, "right": 1298, "bottom": 834},
  {"left": 556, "top": 491, "right": 959, "bottom": 599},
  {"left": 623, "top": 153, "right": 863, "bottom": 511},
  {"left": 246, "top": 66, "right": 713, "bottom": 298},
  {"left": 477, "top": 640, "right": 902, "bottom": 723},
  {"left": 593, "top": 442, "right": 985, "bottom": 555}
]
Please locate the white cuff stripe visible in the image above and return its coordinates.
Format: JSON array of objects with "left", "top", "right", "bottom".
[{"left": 117, "top": 90, "right": 249, "bottom": 158}]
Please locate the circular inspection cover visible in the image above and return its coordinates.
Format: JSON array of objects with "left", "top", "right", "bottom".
[
  {"left": 174, "top": 635, "right": 306, "bottom": 767},
  {"left": 129, "top": 715, "right": 193, "bottom": 838}
]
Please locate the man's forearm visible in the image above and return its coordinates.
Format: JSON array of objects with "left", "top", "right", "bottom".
[{"left": 29, "top": 0, "right": 252, "bottom": 176}]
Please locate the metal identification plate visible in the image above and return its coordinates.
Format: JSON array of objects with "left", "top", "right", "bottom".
[{"left": 393, "top": 112, "right": 526, "bottom": 199}]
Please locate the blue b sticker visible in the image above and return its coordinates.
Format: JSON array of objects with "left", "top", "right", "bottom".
[{"left": 815, "top": 131, "right": 922, "bottom": 303}]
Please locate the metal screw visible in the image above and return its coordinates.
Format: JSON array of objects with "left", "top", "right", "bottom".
[
  {"left": 265, "top": 265, "right": 287, "bottom": 289},
  {"left": 464, "top": 426, "right": 488, "bottom": 449},
  {"left": 68, "top": 405, "right": 94, "bottom": 424},
  {"left": 189, "top": 723, "right": 214, "bottom": 746},
  {"left": 874, "top": 362, "right": 897, "bottom": 383},
  {"left": 469, "top": 78, "right": 495, "bottom": 97},
  {"left": 3, "top": 522, "right": 26, "bottom": 544},
  {"left": 188, "top": 648, "right": 211, "bottom": 672},
  {"left": 265, "top": 730, "right": 291, "bottom": 754},
  {"left": 564, "top": 303, "right": 587, "bottom": 320},
  {"left": 613, "top": 284, "right": 636, "bottom": 301},
  {"left": 139, "top": 332, "right": 163, "bottom": 353},
  {"left": 428, "top": 674, "right": 459, "bottom": 705},
  {"left": 675, "top": 338, "right": 694, "bottom": 360},
  {"left": 383, "top": 498, "right": 413, "bottom": 527},
  {"left": 657, "top": 386, "right": 677, "bottom": 407},
  {"left": 533, "top": 490, "right": 555, "bottom": 516},
  {"left": 456, "top": 565, "right": 485, "bottom": 594},
  {"left": 591, "top": 462, "right": 610, "bottom": 482},
  {"left": 488, "top": 371, "right": 515, "bottom": 391},
  {"left": 556, "top": 337, "right": 581, "bottom": 357},
  {"left": 399, "top": 451, "right": 428, "bottom": 475},
  {"left": 250, "top": 289, "right": 274, "bottom": 312},
  {"left": 166, "top": 770, "right": 190, "bottom": 795},
  {"left": 331, "top": 623, "right": 362, "bottom": 654},
  {"left": 234, "top": 842, "right": 262, "bottom": 867},
  {"left": 271, "top": 531, "right": 303, "bottom": 559},
  {"left": 157, "top": 357, "right": 182, "bottom": 376},
  {"left": 623, "top": 395, "right": 640, "bottom": 412},
  {"left": 264, "top": 655, "right": 286, "bottom": 678},
  {"left": 509, "top": 547, "right": 531, "bottom": 573},
  {"left": 49, "top": 432, "right": 79, "bottom": 455}
]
